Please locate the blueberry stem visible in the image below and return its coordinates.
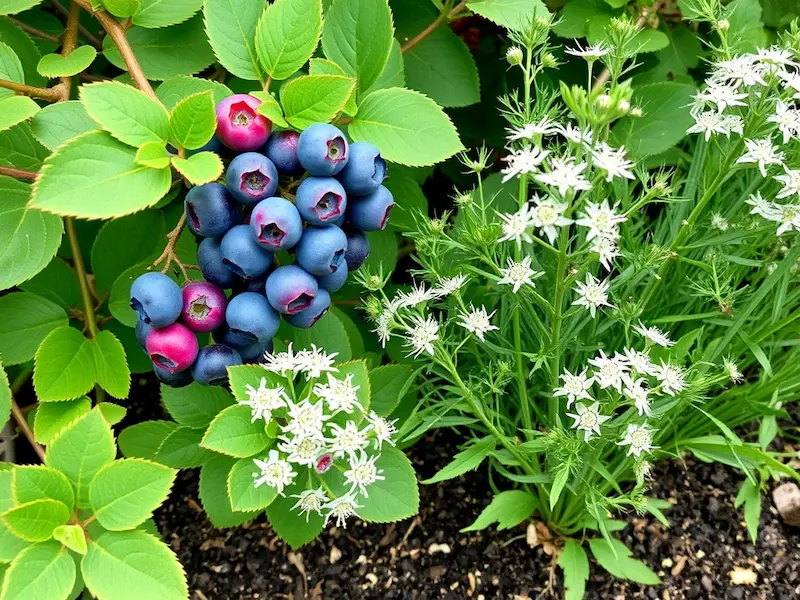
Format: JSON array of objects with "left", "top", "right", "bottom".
[
  {"left": 151, "top": 213, "right": 191, "bottom": 280},
  {"left": 8, "top": 17, "right": 62, "bottom": 44},
  {"left": 10, "top": 398, "right": 46, "bottom": 462},
  {"left": 400, "top": 0, "right": 468, "bottom": 54},
  {"left": 65, "top": 218, "right": 99, "bottom": 340}
]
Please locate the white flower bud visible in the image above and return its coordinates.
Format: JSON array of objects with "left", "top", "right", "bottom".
[
  {"left": 630, "top": 107, "right": 643, "bottom": 117},
  {"left": 506, "top": 46, "right": 523, "bottom": 66},
  {"left": 617, "top": 99, "right": 631, "bottom": 112},
  {"left": 596, "top": 94, "right": 612, "bottom": 108},
  {"left": 717, "top": 19, "right": 730, "bottom": 31}
]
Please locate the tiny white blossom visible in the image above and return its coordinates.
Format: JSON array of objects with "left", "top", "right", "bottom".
[
  {"left": 497, "top": 255, "right": 542, "bottom": 293},
  {"left": 767, "top": 100, "right": 800, "bottom": 144},
  {"left": 735, "top": 138, "right": 784, "bottom": 177},
  {"left": 292, "top": 488, "right": 329, "bottom": 522},
  {"left": 343, "top": 452, "right": 385, "bottom": 497},
  {"left": 723, "top": 358, "right": 744, "bottom": 383},
  {"left": 564, "top": 41, "right": 610, "bottom": 60},
  {"left": 434, "top": 274, "right": 468, "bottom": 297},
  {"left": 404, "top": 315, "right": 439, "bottom": 357},
  {"left": 501, "top": 146, "right": 550, "bottom": 182},
  {"left": 780, "top": 70, "right": 800, "bottom": 97},
  {"left": 687, "top": 111, "right": 728, "bottom": 140},
  {"left": 253, "top": 450, "right": 297, "bottom": 496},
  {"left": 763, "top": 202, "right": 800, "bottom": 235},
  {"left": 323, "top": 493, "right": 362, "bottom": 528},
  {"left": 566, "top": 402, "right": 611, "bottom": 442},
  {"left": 497, "top": 205, "right": 535, "bottom": 245},
  {"left": 711, "top": 213, "right": 729, "bottom": 231},
  {"left": 592, "top": 143, "right": 635, "bottom": 182},
  {"left": 262, "top": 343, "right": 301, "bottom": 376},
  {"left": 507, "top": 117, "right": 559, "bottom": 141},
  {"left": 653, "top": 361, "right": 686, "bottom": 396},
  {"left": 695, "top": 82, "right": 748, "bottom": 112},
  {"left": 313, "top": 373, "right": 361, "bottom": 414},
  {"left": 775, "top": 166, "right": 800, "bottom": 199},
  {"left": 617, "top": 423, "right": 657, "bottom": 457},
  {"left": 633, "top": 321, "right": 675, "bottom": 347},
  {"left": 373, "top": 311, "right": 392, "bottom": 348},
  {"left": 458, "top": 305, "right": 499, "bottom": 341},
  {"left": 713, "top": 55, "right": 766, "bottom": 87},
  {"left": 623, "top": 377, "right": 652, "bottom": 416},
  {"left": 553, "top": 368, "right": 594, "bottom": 408},
  {"left": 327, "top": 421, "right": 370, "bottom": 459},
  {"left": 397, "top": 282, "right": 438, "bottom": 307},
  {"left": 588, "top": 350, "right": 629, "bottom": 393},
  {"left": 296, "top": 344, "right": 339, "bottom": 380},
  {"left": 240, "top": 378, "right": 289, "bottom": 422},
  {"left": 535, "top": 156, "right": 592, "bottom": 197},
  {"left": 284, "top": 398, "right": 330, "bottom": 439},
  {"left": 590, "top": 235, "right": 620, "bottom": 271},
  {"left": 572, "top": 273, "right": 614, "bottom": 318},
  {"left": 623, "top": 347, "right": 657, "bottom": 376},
  {"left": 530, "top": 194, "right": 572, "bottom": 244},
  {"left": 746, "top": 192, "right": 780, "bottom": 219},
  {"left": 365, "top": 411, "right": 398, "bottom": 450},
  {"left": 556, "top": 122, "right": 593, "bottom": 146},
  {"left": 756, "top": 46, "right": 796, "bottom": 67},
  {"left": 720, "top": 114, "right": 744, "bottom": 137},
  {"left": 278, "top": 434, "right": 324, "bottom": 467},
  {"left": 575, "top": 200, "right": 627, "bottom": 242}
]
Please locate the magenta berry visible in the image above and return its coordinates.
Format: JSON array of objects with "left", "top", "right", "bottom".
[
  {"left": 215, "top": 94, "right": 272, "bottom": 152},
  {"left": 315, "top": 454, "right": 333, "bottom": 474},
  {"left": 181, "top": 281, "right": 227, "bottom": 333},
  {"left": 145, "top": 323, "right": 199, "bottom": 373}
]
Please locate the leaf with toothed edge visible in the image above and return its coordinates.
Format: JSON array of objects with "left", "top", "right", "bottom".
[
  {"left": 33, "top": 326, "right": 96, "bottom": 402},
  {"left": 203, "top": 0, "right": 262, "bottom": 80},
  {"left": 255, "top": 0, "right": 323, "bottom": 81},
  {"left": 0, "top": 96, "right": 39, "bottom": 133},
  {"left": 171, "top": 151, "right": 223, "bottom": 185}
]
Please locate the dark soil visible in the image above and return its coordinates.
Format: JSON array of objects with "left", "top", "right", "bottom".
[{"left": 155, "top": 428, "right": 800, "bottom": 600}]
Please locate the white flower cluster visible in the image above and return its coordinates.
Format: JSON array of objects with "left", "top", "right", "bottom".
[
  {"left": 688, "top": 47, "right": 800, "bottom": 235},
  {"left": 553, "top": 321, "right": 689, "bottom": 457},
  {"left": 242, "top": 344, "right": 397, "bottom": 528}
]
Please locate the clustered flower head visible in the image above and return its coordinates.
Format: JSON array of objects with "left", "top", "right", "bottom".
[
  {"left": 242, "top": 344, "right": 397, "bottom": 528},
  {"left": 688, "top": 46, "right": 800, "bottom": 236}
]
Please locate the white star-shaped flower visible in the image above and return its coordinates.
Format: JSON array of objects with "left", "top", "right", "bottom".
[
  {"left": 553, "top": 368, "right": 594, "bottom": 408},
  {"left": 497, "top": 204, "right": 535, "bottom": 246},
  {"left": 588, "top": 350, "right": 629, "bottom": 393},
  {"left": 530, "top": 194, "right": 572, "bottom": 244},
  {"left": 775, "top": 166, "right": 800, "bottom": 199},
  {"left": 566, "top": 402, "right": 611, "bottom": 442},
  {"left": 633, "top": 321, "right": 675, "bottom": 347},
  {"left": 497, "top": 255, "right": 542, "bottom": 293},
  {"left": 239, "top": 378, "right": 289, "bottom": 423},
  {"left": 313, "top": 373, "right": 361, "bottom": 414},
  {"left": 500, "top": 146, "right": 550, "bottom": 182},
  {"left": 653, "top": 361, "right": 686, "bottom": 396},
  {"left": 575, "top": 199, "right": 627, "bottom": 242},
  {"left": 292, "top": 488, "right": 329, "bottom": 522},
  {"left": 404, "top": 315, "right": 439, "bottom": 358},
  {"left": 323, "top": 493, "right": 362, "bottom": 528},
  {"left": 617, "top": 423, "right": 657, "bottom": 457},
  {"left": 535, "top": 156, "right": 591, "bottom": 197},
  {"left": 327, "top": 421, "right": 370, "bottom": 459},
  {"left": 296, "top": 344, "right": 339, "bottom": 380},
  {"left": 343, "top": 452, "right": 385, "bottom": 497},
  {"left": 735, "top": 138, "right": 784, "bottom": 177},
  {"left": 457, "top": 305, "right": 499, "bottom": 341},
  {"left": 572, "top": 273, "right": 614, "bottom": 318},
  {"left": 592, "top": 142, "right": 635, "bottom": 182},
  {"left": 253, "top": 450, "right": 296, "bottom": 496}
]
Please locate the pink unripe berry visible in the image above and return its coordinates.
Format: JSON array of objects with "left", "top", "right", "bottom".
[
  {"left": 180, "top": 281, "right": 227, "bottom": 333},
  {"left": 145, "top": 323, "right": 199, "bottom": 373},
  {"left": 315, "top": 454, "right": 333, "bottom": 474},
  {"left": 215, "top": 94, "right": 272, "bottom": 152}
]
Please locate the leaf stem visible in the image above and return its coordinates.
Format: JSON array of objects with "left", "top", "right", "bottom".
[
  {"left": 400, "top": 0, "right": 469, "bottom": 54},
  {"left": 0, "top": 166, "right": 37, "bottom": 181},
  {"left": 151, "top": 213, "right": 190, "bottom": 280},
  {"left": 10, "top": 399, "right": 46, "bottom": 462},
  {"left": 0, "top": 78, "right": 67, "bottom": 102},
  {"left": 8, "top": 17, "right": 61, "bottom": 44},
  {"left": 65, "top": 218, "right": 100, "bottom": 339}
]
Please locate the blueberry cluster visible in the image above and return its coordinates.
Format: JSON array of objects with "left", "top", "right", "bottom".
[{"left": 130, "top": 93, "right": 394, "bottom": 388}]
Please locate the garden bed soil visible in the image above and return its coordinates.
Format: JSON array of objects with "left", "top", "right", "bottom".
[{"left": 155, "top": 428, "right": 800, "bottom": 600}]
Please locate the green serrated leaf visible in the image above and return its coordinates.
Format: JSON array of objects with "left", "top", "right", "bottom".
[
  {"left": 422, "top": 437, "right": 494, "bottom": 484},
  {"left": 135, "top": 141, "right": 171, "bottom": 168},
  {"left": 349, "top": 87, "right": 463, "bottom": 166},
  {"left": 467, "top": 0, "right": 548, "bottom": 30},
  {"left": 133, "top": 0, "right": 203, "bottom": 28},
  {"left": 199, "top": 455, "right": 258, "bottom": 527},
  {"left": 0, "top": 363, "right": 9, "bottom": 432},
  {"left": 91, "top": 331, "right": 131, "bottom": 399},
  {"left": 33, "top": 326, "right": 95, "bottom": 402},
  {"left": 169, "top": 90, "right": 215, "bottom": 149},
  {"left": 156, "top": 75, "right": 232, "bottom": 109},
  {"left": 53, "top": 524, "right": 87, "bottom": 555},
  {"left": 12, "top": 465, "right": 74, "bottom": 511},
  {"left": 89, "top": 459, "right": 177, "bottom": 531},
  {"left": 102, "top": 0, "right": 141, "bottom": 19},
  {"left": 266, "top": 474, "right": 324, "bottom": 548},
  {"left": 0, "top": 178, "right": 63, "bottom": 293},
  {"left": 171, "top": 151, "right": 222, "bottom": 185},
  {"left": 96, "top": 402, "right": 127, "bottom": 426},
  {"left": 80, "top": 81, "right": 170, "bottom": 147},
  {"left": 588, "top": 538, "right": 661, "bottom": 585},
  {"left": 0, "top": 293, "right": 67, "bottom": 365},
  {"left": 227, "top": 457, "right": 278, "bottom": 512},
  {"left": 255, "top": 0, "right": 322, "bottom": 80},
  {"left": 200, "top": 404, "right": 270, "bottom": 457},
  {"left": 162, "top": 382, "right": 233, "bottom": 428},
  {"left": 308, "top": 58, "right": 357, "bottom": 115},
  {"left": 0, "top": 18, "right": 46, "bottom": 88},
  {"left": 291, "top": 308, "right": 352, "bottom": 361},
  {"left": 321, "top": 0, "right": 393, "bottom": 97},
  {"left": 558, "top": 538, "right": 590, "bottom": 600},
  {"left": 0, "top": 471, "right": 29, "bottom": 563},
  {"left": 37, "top": 45, "right": 96, "bottom": 77},
  {"left": 280, "top": 74, "right": 355, "bottom": 129},
  {"left": 82, "top": 531, "right": 188, "bottom": 600},
  {"left": 368, "top": 364, "right": 413, "bottom": 416},
  {"left": 250, "top": 91, "right": 289, "bottom": 127},
  {"left": 1, "top": 498, "right": 70, "bottom": 542},
  {"left": 19, "top": 257, "right": 81, "bottom": 309},
  {"left": 0, "top": 1, "right": 45, "bottom": 16},
  {"left": 365, "top": 39, "right": 404, "bottom": 95},
  {"left": 0, "top": 40, "right": 24, "bottom": 102},
  {"left": 30, "top": 101, "right": 97, "bottom": 151},
  {"left": 461, "top": 490, "right": 535, "bottom": 532},
  {"left": 203, "top": 0, "right": 262, "bottom": 80},
  {"left": 118, "top": 420, "right": 178, "bottom": 459},
  {"left": 45, "top": 409, "right": 115, "bottom": 509},
  {"left": 0, "top": 541, "right": 76, "bottom": 600},
  {"left": 30, "top": 130, "right": 172, "bottom": 219},
  {"left": 103, "top": 15, "right": 215, "bottom": 81},
  {"left": 0, "top": 96, "right": 39, "bottom": 132},
  {"left": 154, "top": 426, "right": 214, "bottom": 468},
  {"left": 33, "top": 397, "right": 91, "bottom": 445},
  {"left": 0, "top": 122, "right": 48, "bottom": 170}
]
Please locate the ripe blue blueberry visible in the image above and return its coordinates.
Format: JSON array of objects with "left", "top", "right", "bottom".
[
  {"left": 295, "top": 225, "right": 347, "bottom": 276},
  {"left": 316, "top": 261, "right": 348, "bottom": 293},
  {"left": 220, "top": 224, "right": 274, "bottom": 279},
  {"left": 237, "top": 339, "right": 272, "bottom": 364},
  {"left": 130, "top": 272, "right": 183, "bottom": 328},
  {"left": 184, "top": 183, "right": 237, "bottom": 238},
  {"left": 232, "top": 275, "right": 268, "bottom": 294},
  {"left": 215, "top": 327, "right": 273, "bottom": 364},
  {"left": 347, "top": 185, "right": 394, "bottom": 231},
  {"left": 297, "top": 123, "right": 349, "bottom": 176},
  {"left": 295, "top": 177, "right": 348, "bottom": 226},
  {"left": 191, "top": 345, "right": 243, "bottom": 386},
  {"left": 250, "top": 197, "right": 303, "bottom": 251},
  {"left": 225, "top": 152, "right": 279, "bottom": 206},
  {"left": 225, "top": 292, "right": 280, "bottom": 343},
  {"left": 344, "top": 230, "right": 370, "bottom": 271},
  {"left": 336, "top": 142, "right": 386, "bottom": 196},
  {"left": 265, "top": 265, "right": 319, "bottom": 315},
  {"left": 135, "top": 319, "right": 152, "bottom": 351},
  {"left": 284, "top": 289, "right": 331, "bottom": 328},
  {"left": 264, "top": 130, "right": 302, "bottom": 175},
  {"left": 153, "top": 364, "right": 193, "bottom": 388},
  {"left": 198, "top": 237, "right": 240, "bottom": 289}
]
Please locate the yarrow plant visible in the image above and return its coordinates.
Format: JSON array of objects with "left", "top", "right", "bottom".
[{"left": 359, "top": 14, "right": 800, "bottom": 597}]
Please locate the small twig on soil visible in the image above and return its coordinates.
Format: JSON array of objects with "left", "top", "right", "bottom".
[
  {"left": 10, "top": 399, "right": 46, "bottom": 462},
  {"left": 151, "top": 214, "right": 190, "bottom": 280},
  {"left": 0, "top": 166, "right": 37, "bottom": 181},
  {"left": 401, "top": 0, "right": 469, "bottom": 54}
]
